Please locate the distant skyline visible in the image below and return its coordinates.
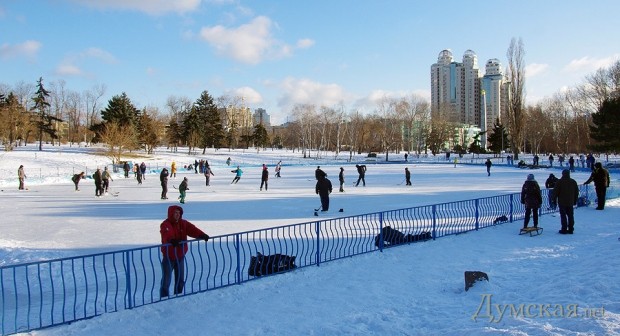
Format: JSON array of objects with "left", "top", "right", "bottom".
[{"left": 1, "top": 0, "right": 619, "bottom": 125}]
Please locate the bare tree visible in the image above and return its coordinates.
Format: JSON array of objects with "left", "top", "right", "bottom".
[
  {"left": 99, "top": 121, "right": 138, "bottom": 163},
  {"left": 83, "top": 83, "right": 106, "bottom": 130},
  {"left": 506, "top": 37, "right": 526, "bottom": 159}
]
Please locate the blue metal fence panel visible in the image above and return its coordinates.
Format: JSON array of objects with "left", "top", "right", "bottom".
[{"left": 0, "top": 183, "right": 615, "bottom": 335}]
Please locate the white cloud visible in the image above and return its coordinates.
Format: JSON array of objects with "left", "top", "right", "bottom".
[
  {"left": 69, "top": 0, "right": 201, "bottom": 15},
  {"left": 296, "top": 39, "right": 315, "bottom": 49},
  {"left": 199, "top": 16, "right": 277, "bottom": 64},
  {"left": 199, "top": 16, "right": 310, "bottom": 64},
  {"left": 525, "top": 63, "right": 548, "bottom": 78},
  {"left": 277, "top": 77, "right": 351, "bottom": 112},
  {"left": 54, "top": 47, "right": 117, "bottom": 77},
  {"left": 224, "top": 86, "right": 263, "bottom": 105},
  {"left": 83, "top": 48, "right": 117, "bottom": 64},
  {"left": 563, "top": 54, "right": 620, "bottom": 73},
  {"left": 55, "top": 64, "right": 82, "bottom": 76},
  {"left": 0, "top": 40, "right": 41, "bottom": 60}
]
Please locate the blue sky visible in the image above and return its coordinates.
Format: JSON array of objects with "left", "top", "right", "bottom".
[{"left": 1, "top": 0, "right": 619, "bottom": 125}]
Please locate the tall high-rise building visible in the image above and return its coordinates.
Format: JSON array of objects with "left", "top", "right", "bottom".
[
  {"left": 431, "top": 49, "right": 510, "bottom": 148},
  {"left": 253, "top": 108, "right": 271, "bottom": 127}
]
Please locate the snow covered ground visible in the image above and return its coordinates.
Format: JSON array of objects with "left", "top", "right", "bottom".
[{"left": 1, "top": 145, "right": 619, "bottom": 335}]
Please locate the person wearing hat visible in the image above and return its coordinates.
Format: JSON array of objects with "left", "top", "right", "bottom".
[
  {"left": 545, "top": 173, "right": 559, "bottom": 210},
  {"left": 159, "top": 205, "right": 209, "bottom": 297},
  {"left": 553, "top": 169, "right": 579, "bottom": 234},
  {"left": 17, "top": 165, "right": 26, "bottom": 190},
  {"left": 338, "top": 167, "right": 345, "bottom": 192},
  {"left": 178, "top": 177, "right": 189, "bottom": 204},
  {"left": 521, "top": 174, "right": 542, "bottom": 229},
  {"left": 405, "top": 167, "right": 412, "bottom": 186},
  {"left": 584, "top": 162, "right": 610, "bottom": 210}
]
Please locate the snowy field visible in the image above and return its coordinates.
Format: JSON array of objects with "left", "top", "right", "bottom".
[{"left": 1, "top": 145, "right": 619, "bottom": 335}]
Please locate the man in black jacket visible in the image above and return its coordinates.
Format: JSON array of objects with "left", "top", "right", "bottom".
[
  {"left": 160, "top": 168, "right": 169, "bottom": 200},
  {"left": 584, "top": 162, "right": 610, "bottom": 210},
  {"left": 315, "top": 175, "right": 332, "bottom": 211},
  {"left": 553, "top": 169, "right": 579, "bottom": 234}
]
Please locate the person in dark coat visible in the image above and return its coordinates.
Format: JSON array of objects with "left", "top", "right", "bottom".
[
  {"left": 584, "top": 162, "right": 610, "bottom": 210},
  {"left": 315, "top": 175, "right": 333, "bottom": 211},
  {"left": 545, "top": 173, "right": 558, "bottom": 210},
  {"left": 72, "top": 172, "right": 85, "bottom": 191},
  {"left": 160, "top": 168, "right": 169, "bottom": 199},
  {"left": 355, "top": 164, "right": 366, "bottom": 187},
  {"left": 260, "top": 164, "right": 269, "bottom": 191},
  {"left": 178, "top": 177, "right": 189, "bottom": 204},
  {"left": 553, "top": 169, "right": 579, "bottom": 234},
  {"left": 159, "top": 205, "right": 209, "bottom": 297},
  {"left": 405, "top": 167, "right": 412, "bottom": 186},
  {"left": 135, "top": 164, "right": 143, "bottom": 185},
  {"left": 338, "top": 167, "right": 345, "bottom": 192},
  {"left": 521, "top": 174, "right": 542, "bottom": 229},
  {"left": 140, "top": 162, "right": 147, "bottom": 180},
  {"left": 485, "top": 159, "right": 492, "bottom": 176},
  {"left": 93, "top": 168, "right": 103, "bottom": 197},
  {"left": 568, "top": 156, "right": 575, "bottom": 172},
  {"left": 123, "top": 161, "right": 130, "bottom": 178}
]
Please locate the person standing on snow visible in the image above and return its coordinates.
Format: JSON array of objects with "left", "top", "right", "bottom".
[
  {"left": 554, "top": 169, "right": 579, "bottom": 234},
  {"left": 160, "top": 168, "right": 169, "bottom": 200},
  {"left": 405, "top": 167, "right": 412, "bottom": 186},
  {"left": 204, "top": 164, "right": 214, "bottom": 186},
  {"left": 260, "top": 164, "right": 269, "bottom": 191},
  {"left": 72, "top": 172, "right": 85, "bottom": 191},
  {"left": 18, "top": 165, "right": 26, "bottom": 190},
  {"left": 159, "top": 205, "right": 209, "bottom": 298},
  {"left": 135, "top": 163, "right": 143, "bottom": 185},
  {"left": 178, "top": 177, "right": 189, "bottom": 204},
  {"left": 584, "top": 162, "right": 610, "bottom": 210},
  {"left": 102, "top": 167, "right": 114, "bottom": 194},
  {"left": 171, "top": 161, "right": 177, "bottom": 178},
  {"left": 315, "top": 175, "right": 333, "bottom": 211},
  {"left": 93, "top": 168, "right": 104, "bottom": 197},
  {"left": 338, "top": 167, "right": 345, "bottom": 192},
  {"left": 140, "top": 162, "right": 147, "bottom": 180},
  {"left": 231, "top": 166, "right": 243, "bottom": 184},
  {"left": 521, "top": 174, "right": 542, "bottom": 229},
  {"left": 355, "top": 164, "right": 366, "bottom": 187},
  {"left": 485, "top": 159, "right": 492, "bottom": 176}
]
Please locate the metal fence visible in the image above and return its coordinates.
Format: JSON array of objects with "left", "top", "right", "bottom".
[{"left": 1, "top": 182, "right": 617, "bottom": 335}]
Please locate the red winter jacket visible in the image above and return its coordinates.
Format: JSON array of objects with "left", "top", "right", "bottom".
[{"left": 160, "top": 205, "right": 206, "bottom": 260}]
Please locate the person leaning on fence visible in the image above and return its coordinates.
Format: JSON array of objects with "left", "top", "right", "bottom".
[
  {"left": 521, "top": 174, "right": 542, "bottom": 229},
  {"left": 545, "top": 173, "right": 558, "bottom": 210},
  {"left": 159, "top": 205, "right": 209, "bottom": 298},
  {"left": 18, "top": 165, "right": 26, "bottom": 190},
  {"left": 553, "top": 169, "right": 579, "bottom": 234},
  {"left": 584, "top": 162, "right": 610, "bottom": 210}
]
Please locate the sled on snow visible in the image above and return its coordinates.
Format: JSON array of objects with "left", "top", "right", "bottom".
[{"left": 519, "top": 227, "right": 543, "bottom": 236}]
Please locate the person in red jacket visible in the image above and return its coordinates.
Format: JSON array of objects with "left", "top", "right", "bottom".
[{"left": 160, "top": 205, "right": 209, "bottom": 298}]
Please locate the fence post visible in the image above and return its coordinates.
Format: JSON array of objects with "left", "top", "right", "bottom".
[
  {"left": 315, "top": 221, "right": 321, "bottom": 267},
  {"left": 235, "top": 234, "right": 241, "bottom": 284},
  {"left": 379, "top": 212, "right": 384, "bottom": 252},
  {"left": 125, "top": 251, "right": 133, "bottom": 309},
  {"left": 509, "top": 194, "right": 514, "bottom": 223},
  {"left": 475, "top": 199, "right": 479, "bottom": 230},
  {"left": 432, "top": 205, "right": 437, "bottom": 239}
]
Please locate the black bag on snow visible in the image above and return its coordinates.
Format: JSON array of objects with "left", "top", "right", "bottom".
[
  {"left": 248, "top": 252, "right": 297, "bottom": 277},
  {"left": 374, "top": 226, "right": 431, "bottom": 247}
]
